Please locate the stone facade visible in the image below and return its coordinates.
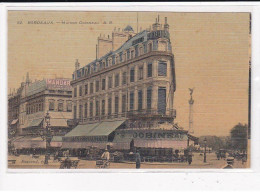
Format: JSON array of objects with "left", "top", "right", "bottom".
[{"left": 71, "top": 17, "right": 176, "bottom": 130}]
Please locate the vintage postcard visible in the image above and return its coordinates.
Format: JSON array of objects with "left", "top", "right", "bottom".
[{"left": 7, "top": 11, "right": 250, "bottom": 169}]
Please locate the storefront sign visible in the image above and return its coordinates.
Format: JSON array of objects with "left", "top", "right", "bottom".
[
  {"left": 132, "top": 131, "right": 185, "bottom": 140},
  {"left": 46, "top": 78, "right": 72, "bottom": 90}
]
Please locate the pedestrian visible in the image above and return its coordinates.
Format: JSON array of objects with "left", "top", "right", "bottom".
[
  {"left": 223, "top": 157, "right": 234, "bottom": 169},
  {"left": 187, "top": 150, "right": 192, "bottom": 165},
  {"left": 135, "top": 149, "right": 141, "bottom": 169},
  {"left": 101, "top": 148, "right": 110, "bottom": 168}
]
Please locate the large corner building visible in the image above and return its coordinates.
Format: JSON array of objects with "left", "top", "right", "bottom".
[{"left": 64, "top": 17, "right": 195, "bottom": 154}]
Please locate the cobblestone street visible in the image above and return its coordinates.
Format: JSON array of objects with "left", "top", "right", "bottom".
[{"left": 8, "top": 152, "right": 248, "bottom": 169}]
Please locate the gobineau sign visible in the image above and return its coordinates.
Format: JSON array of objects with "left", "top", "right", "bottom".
[{"left": 46, "top": 78, "right": 72, "bottom": 90}]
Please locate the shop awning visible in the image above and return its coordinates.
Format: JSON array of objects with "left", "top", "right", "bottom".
[
  {"left": 62, "top": 142, "right": 108, "bottom": 149},
  {"left": 65, "top": 123, "right": 100, "bottom": 137},
  {"left": 87, "top": 120, "right": 125, "bottom": 137},
  {"left": 13, "top": 136, "right": 46, "bottom": 149},
  {"left": 50, "top": 136, "right": 63, "bottom": 147},
  {"left": 28, "top": 118, "right": 43, "bottom": 128},
  {"left": 11, "top": 119, "right": 18, "bottom": 125},
  {"left": 50, "top": 119, "right": 68, "bottom": 127}
]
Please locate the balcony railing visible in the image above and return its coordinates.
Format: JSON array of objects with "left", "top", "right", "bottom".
[{"left": 70, "top": 108, "right": 176, "bottom": 125}]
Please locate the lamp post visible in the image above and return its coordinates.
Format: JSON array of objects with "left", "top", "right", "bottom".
[
  {"left": 41, "top": 112, "right": 53, "bottom": 165},
  {"left": 204, "top": 137, "right": 207, "bottom": 163}
]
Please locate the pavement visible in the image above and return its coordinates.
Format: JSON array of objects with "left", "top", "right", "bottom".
[{"left": 8, "top": 152, "right": 248, "bottom": 169}]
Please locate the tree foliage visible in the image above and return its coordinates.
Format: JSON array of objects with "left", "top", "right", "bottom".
[{"left": 230, "top": 123, "right": 248, "bottom": 151}]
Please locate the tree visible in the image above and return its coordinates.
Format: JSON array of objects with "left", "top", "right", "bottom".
[{"left": 230, "top": 123, "right": 248, "bottom": 151}]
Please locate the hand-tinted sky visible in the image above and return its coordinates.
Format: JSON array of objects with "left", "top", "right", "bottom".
[{"left": 8, "top": 11, "right": 250, "bottom": 136}]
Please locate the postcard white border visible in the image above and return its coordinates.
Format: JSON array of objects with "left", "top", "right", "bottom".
[{"left": 1, "top": 2, "right": 260, "bottom": 190}]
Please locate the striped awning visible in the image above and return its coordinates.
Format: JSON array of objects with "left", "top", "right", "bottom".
[{"left": 134, "top": 139, "right": 187, "bottom": 149}]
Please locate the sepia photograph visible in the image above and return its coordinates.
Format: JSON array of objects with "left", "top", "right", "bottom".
[{"left": 7, "top": 11, "right": 250, "bottom": 169}]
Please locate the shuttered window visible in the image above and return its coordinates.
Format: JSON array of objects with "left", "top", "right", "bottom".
[
  {"left": 96, "top": 101, "right": 99, "bottom": 116},
  {"left": 85, "top": 84, "right": 88, "bottom": 95},
  {"left": 122, "top": 72, "right": 127, "bottom": 85},
  {"left": 130, "top": 92, "right": 134, "bottom": 110},
  {"left": 79, "top": 105, "right": 83, "bottom": 119},
  {"left": 122, "top": 95, "right": 126, "bottom": 113},
  {"left": 108, "top": 98, "right": 112, "bottom": 115},
  {"left": 158, "top": 62, "right": 167, "bottom": 76},
  {"left": 84, "top": 103, "right": 88, "bottom": 118},
  {"left": 147, "top": 63, "right": 153, "bottom": 77},
  {"left": 130, "top": 68, "right": 135, "bottom": 82},
  {"left": 158, "top": 87, "right": 166, "bottom": 114},
  {"left": 108, "top": 76, "right": 112, "bottom": 88},
  {"left": 147, "top": 86, "right": 152, "bottom": 110},
  {"left": 73, "top": 105, "right": 77, "bottom": 119},
  {"left": 90, "top": 102, "right": 93, "bottom": 117},
  {"left": 102, "top": 79, "right": 106, "bottom": 90},
  {"left": 95, "top": 80, "right": 99, "bottom": 92},
  {"left": 115, "top": 96, "right": 119, "bottom": 114},
  {"left": 102, "top": 100, "right": 105, "bottom": 116},
  {"left": 90, "top": 83, "right": 94, "bottom": 94},
  {"left": 115, "top": 74, "right": 119, "bottom": 87},
  {"left": 138, "top": 90, "right": 143, "bottom": 111}
]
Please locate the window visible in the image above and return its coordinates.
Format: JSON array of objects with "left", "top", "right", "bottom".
[
  {"left": 84, "top": 103, "right": 88, "bottom": 118},
  {"left": 116, "top": 56, "right": 119, "bottom": 64},
  {"left": 158, "top": 62, "right": 167, "bottom": 76},
  {"left": 135, "top": 46, "right": 139, "bottom": 57},
  {"left": 139, "top": 47, "right": 143, "bottom": 55},
  {"left": 130, "top": 68, "right": 135, "bottom": 82},
  {"left": 74, "top": 87, "right": 77, "bottom": 97},
  {"left": 112, "top": 56, "right": 115, "bottom": 65},
  {"left": 148, "top": 43, "right": 152, "bottom": 52},
  {"left": 115, "top": 96, "right": 119, "bottom": 115},
  {"left": 108, "top": 98, "right": 112, "bottom": 115},
  {"left": 147, "top": 63, "right": 153, "bottom": 77},
  {"left": 115, "top": 74, "right": 119, "bottom": 87},
  {"left": 122, "top": 72, "right": 127, "bottom": 85},
  {"left": 147, "top": 87, "right": 152, "bottom": 110},
  {"left": 79, "top": 105, "right": 83, "bottom": 120},
  {"left": 130, "top": 92, "right": 134, "bottom": 110},
  {"left": 90, "top": 102, "right": 93, "bottom": 118},
  {"left": 102, "top": 100, "right": 105, "bottom": 116},
  {"left": 108, "top": 76, "right": 112, "bottom": 89},
  {"left": 58, "top": 102, "right": 63, "bottom": 112},
  {"left": 158, "top": 87, "right": 166, "bottom": 114},
  {"left": 49, "top": 101, "right": 54, "bottom": 111},
  {"left": 79, "top": 86, "right": 82, "bottom": 96},
  {"left": 139, "top": 66, "right": 143, "bottom": 80},
  {"left": 96, "top": 101, "right": 99, "bottom": 116},
  {"left": 90, "top": 82, "right": 94, "bottom": 94},
  {"left": 127, "top": 50, "right": 130, "bottom": 60},
  {"left": 73, "top": 105, "right": 77, "bottom": 119},
  {"left": 67, "top": 101, "right": 72, "bottom": 112},
  {"left": 138, "top": 90, "right": 143, "bottom": 111},
  {"left": 85, "top": 84, "right": 88, "bottom": 95},
  {"left": 102, "top": 79, "right": 106, "bottom": 90},
  {"left": 131, "top": 50, "right": 134, "bottom": 59},
  {"left": 122, "top": 95, "right": 126, "bottom": 113},
  {"left": 119, "top": 53, "right": 123, "bottom": 62},
  {"left": 96, "top": 80, "right": 99, "bottom": 92}
]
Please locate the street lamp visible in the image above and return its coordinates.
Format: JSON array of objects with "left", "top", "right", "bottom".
[
  {"left": 204, "top": 137, "right": 207, "bottom": 163},
  {"left": 40, "top": 112, "right": 53, "bottom": 165}
]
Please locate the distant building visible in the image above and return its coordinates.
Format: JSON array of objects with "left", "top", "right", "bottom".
[{"left": 9, "top": 73, "right": 73, "bottom": 152}]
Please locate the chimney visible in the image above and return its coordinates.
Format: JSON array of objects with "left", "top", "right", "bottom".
[
  {"left": 75, "top": 59, "right": 80, "bottom": 71},
  {"left": 164, "top": 17, "right": 169, "bottom": 32}
]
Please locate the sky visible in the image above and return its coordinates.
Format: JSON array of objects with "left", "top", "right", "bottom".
[{"left": 8, "top": 11, "right": 250, "bottom": 136}]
